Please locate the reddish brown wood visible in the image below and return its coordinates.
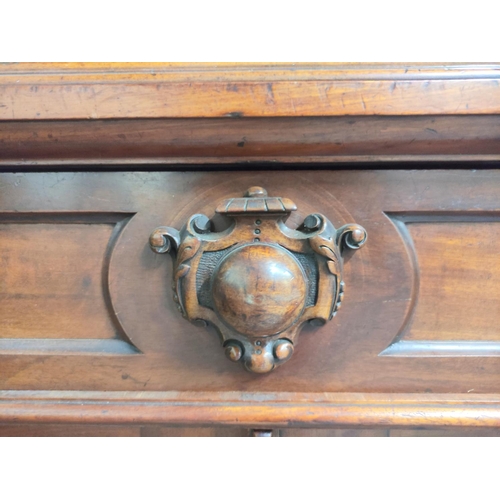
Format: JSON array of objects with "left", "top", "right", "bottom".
[
  {"left": 1, "top": 63, "right": 500, "bottom": 120},
  {"left": 0, "top": 423, "right": 254, "bottom": 437},
  {"left": 0, "top": 391, "right": 499, "bottom": 428},
  {"left": 141, "top": 426, "right": 254, "bottom": 437},
  {"left": 1, "top": 423, "right": 497, "bottom": 437},
  {"left": 1, "top": 116, "right": 500, "bottom": 166},
  {"left": 1, "top": 63, "right": 500, "bottom": 436},
  {"left": 212, "top": 245, "right": 307, "bottom": 335},
  {"left": 149, "top": 186, "right": 365, "bottom": 373},
  {"left": 0, "top": 170, "right": 499, "bottom": 427},
  {"left": 0, "top": 424, "right": 143, "bottom": 437}
]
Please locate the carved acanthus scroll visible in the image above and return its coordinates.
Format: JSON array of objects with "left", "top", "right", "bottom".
[{"left": 150, "top": 187, "right": 366, "bottom": 373}]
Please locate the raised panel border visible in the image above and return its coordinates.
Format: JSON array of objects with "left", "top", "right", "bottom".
[
  {"left": 382, "top": 212, "right": 500, "bottom": 357},
  {"left": 0, "top": 212, "right": 139, "bottom": 356}
]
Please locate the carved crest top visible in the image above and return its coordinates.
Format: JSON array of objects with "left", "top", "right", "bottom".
[{"left": 215, "top": 186, "right": 297, "bottom": 215}]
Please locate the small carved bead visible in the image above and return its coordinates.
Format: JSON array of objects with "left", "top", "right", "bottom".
[
  {"left": 303, "top": 214, "right": 322, "bottom": 231},
  {"left": 351, "top": 228, "right": 365, "bottom": 244},
  {"left": 150, "top": 232, "right": 167, "bottom": 248},
  {"left": 193, "top": 215, "right": 211, "bottom": 234},
  {"left": 245, "top": 352, "right": 275, "bottom": 373},
  {"left": 245, "top": 186, "right": 268, "bottom": 198},
  {"left": 149, "top": 233, "right": 172, "bottom": 254},
  {"left": 225, "top": 342, "right": 243, "bottom": 362},
  {"left": 273, "top": 339, "right": 294, "bottom": 361}
]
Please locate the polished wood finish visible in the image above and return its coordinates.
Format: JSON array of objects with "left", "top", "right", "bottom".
[
  {"left": 0, "top": 170, "right": 500, "bottom": 429},
  {"left": 0, "top": 424, "right": 252, "bottom": 437},
  {"left": 1, "top": 392, "right": 499, "bottom": 428},
  {"left": 1, "top": 116, "right": 500, "bottom": 166},
  {"left": 2, "top": 64, "right": 500, "bottom": 169},
  {"left": 1, "top": 63, "right": 500, "bottom": 435},
  {"left": 2, "top": 423, "right": 498, "bottom": 437},
  {"left": 149, "top": 186, "right": 365, "bottom": 373},
  {"left": 2, "top": 63, "right": 500, "bottom": 120}
]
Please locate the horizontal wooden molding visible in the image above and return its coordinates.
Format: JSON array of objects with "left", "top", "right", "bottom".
[
  {"left": 0, "top": 339, "right": 138, "bottom": 356},
  {"left": 383, "top": 211, "right": 500, "bottom": 357},
  {"left": 1, "top": 63, "right": 500, "bottom": 119},
  {"left": 381, "top": 340, "right": 500, "bottom": 357},
  {"left": 1, "top": 116, "right": 500, "bottom": 166},
  {"left": 2, "top": 63, "right": 500, "bottom": 83},
  {"left": 0, "top": 391, "right": 499, "bottom": 428}
]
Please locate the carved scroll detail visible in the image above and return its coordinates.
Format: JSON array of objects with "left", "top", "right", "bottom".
[{"left": 150, "top": 187, "right": 366, "bottom": 373}]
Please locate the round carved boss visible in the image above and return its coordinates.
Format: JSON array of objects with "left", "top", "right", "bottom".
[{"left": 149, "top": 187, "right": 367, "bottom": 374}]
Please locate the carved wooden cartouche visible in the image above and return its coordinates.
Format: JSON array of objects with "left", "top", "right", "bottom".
[{"left": 149, "top": 187, "right": 366, "bottom": 373}]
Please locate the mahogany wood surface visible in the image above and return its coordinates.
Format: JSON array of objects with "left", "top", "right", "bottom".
[
  {"left": 1, "top": 170, "right": 500, "bottom": 431},
  {"left": 1, "top": 63, "right": 500, "bottom": 120},
  {"left": 3, "top": 424, "right": 499, "bottom": 437},
  {"left": 1, "top": 114, "right": 500, "bottom": 167},
  {"left": 1, "top": 63, "right": 500, "bottom": 167},
  {"left": 1, "top": 64, "right": 500, "bottom": 168},
  {"left": 148, "top": 186, "right": 365, "bottom": 374},
  {"left": 1, "top": 63, "right": 500, "bottom": 436},
  {"left": 2, "top": 424, "right": 500, "bottom": 437}
]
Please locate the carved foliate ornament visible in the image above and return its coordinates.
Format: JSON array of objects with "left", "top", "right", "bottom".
[{"left": 150, "top": 187, "right": 366, "bottom": 374}]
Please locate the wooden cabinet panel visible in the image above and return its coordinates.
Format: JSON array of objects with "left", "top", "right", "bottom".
[
  {"left": 2, "top": 424, "right": 499, "bottom": 437},
  {"left": 0, "top": 424, "right": 252, "bottom": 437},
  {"left": 2, "top": 64, "right": 499, "bottom": 436},
  {"left": 384, "top": 217, "right": 500, "bottom": 351},
  {"left": 0, "top": 169, "right": 499, "bottom": 424},
  {"left": 0, "top": 214, "right": 136, "bottom": 357}
]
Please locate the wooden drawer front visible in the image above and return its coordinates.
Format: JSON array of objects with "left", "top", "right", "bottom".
[{"left": 1, "top": 169, "right": 499, "bottom": 400}]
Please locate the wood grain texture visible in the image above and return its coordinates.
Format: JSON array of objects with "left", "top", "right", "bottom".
[
  {"left": 0, "top": 170, "right": 499, "bottom": 394},
  {"left": 1, "top": 170, "right": 500, "bottom": 429},
  {"left": 2, "top": 423, "right": 498, "bottom": 436},
  {"left": 3, "top": 63, "right": 500, "bottom": 82},
  {"left": 141, "top": 426, "right": 255, "bottom": 437},
  {"left": 1, "top": 63, "right": 500, "bottom": 120},
  {"left": 0, "top": 423, "right": 143, "bottom": 437},
  {"left": 0, "top": 391, "right": 499, "bottom": 428},
  {"left": 2, "top": 116, "right": 500, "bottom": 166},
  {"left": 381, "top": 213, "right": 500, "bottom": 357},
  {"left": 2, "top": 423, "right": 497, "bottom": 436},
  {"left": 281, "top": 427, "right": 500, "bottom": 437},
  {"left": 149, "top": 186, "right": 364, "bottom": 373},
  {"left": 0, "top": 219, "right": 113, "bottom": 340},
  {"left": 2, "top": 63, "right": 499, "bottom": 436},
  {"left": 0, "top": 212, "right": 138, "bottom": 355},
  {"left": 0, "top": 423, "right": 253, "bottom": 437}
]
